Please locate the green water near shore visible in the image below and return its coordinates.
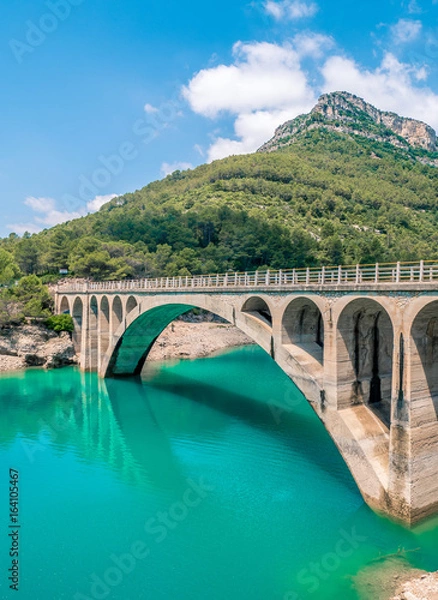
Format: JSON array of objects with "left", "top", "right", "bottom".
[{"left": 1, "top": 346, "right": 437, "bottom": 600}]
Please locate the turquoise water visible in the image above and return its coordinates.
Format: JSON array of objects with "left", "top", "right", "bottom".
[{"left": 1, "top": 346, "right": 438, "bottom": 600}]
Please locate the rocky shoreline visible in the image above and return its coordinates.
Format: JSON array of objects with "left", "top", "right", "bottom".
[
  {"left": 391, "top": 570, "right": 438, "bottom": 599},
  {"left": 147, "top": 320, "right": 253, "bottom": 361},
  {"left": 0, "top": 324, "right": 77, "bottom": 372},
  {"left": 0, "top": 321, "right": 253, "bottom": 373}
]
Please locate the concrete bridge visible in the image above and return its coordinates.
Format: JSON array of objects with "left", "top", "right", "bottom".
[{"left": 56, "top": 261, "right": 438, "bottom": 527}]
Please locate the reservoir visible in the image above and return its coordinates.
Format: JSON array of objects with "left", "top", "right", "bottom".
[{"left": 1, "top": 346, "right": 437, "bottom": 599}]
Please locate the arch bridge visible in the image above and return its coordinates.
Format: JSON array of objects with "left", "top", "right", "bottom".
[{"left": 56, "top": 261, "right": 438, "bottom": 527}]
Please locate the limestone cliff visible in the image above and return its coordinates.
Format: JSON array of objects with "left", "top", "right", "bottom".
[{"left": 259, "top": 91, "right": 438, "bottom": 161}]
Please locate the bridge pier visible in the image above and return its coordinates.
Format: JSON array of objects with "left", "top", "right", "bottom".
[{"left": 55, "top": 267, "right": 438, "bottom": 527}]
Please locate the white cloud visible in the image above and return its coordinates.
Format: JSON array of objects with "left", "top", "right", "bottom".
[
  {"left": 407, "top": 0, "right": 422, "bottom": 14},
  {"left": 293, "top": 32, "right": 334, "bottom": 58},
  {"left": 86, "top": 194, "right": 117, "bottom": 212},
  {"left": 265, "top": 0, "right": 318, "bottom": 20},
  {"left": 321, "top": 52, "right": 438, "bottom": 129},
  {"left": 144, "top": 103, "right": 159, "bottom": 113},
  {"left": 6, "top": 223, "right": 41, "bottom": 236},
  {"left": 8, "top": 193, "right": 117, "bottom": 235},
  {"left": 183, "top": 41, "right": 317, "bottom": 161},
  {"left": 183, "top": 42, "right": 314, "bottom": 118},
  {"left": 160, "top": 162, "right": 193, "bottom": 177},
  {"left": 391, "top": 19, "right": 422, "bottom": 44}
]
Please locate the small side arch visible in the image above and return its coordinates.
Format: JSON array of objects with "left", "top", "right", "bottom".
[
  {"left": 281, "top": 297, "right": 324, "bottom": 365},
  {"left": 336, "top": 297, "right": 394, "bottom": 425},
  {"left": 241, "top": 296, "right": 272, "bottom": 327},
  {"left": 72, "top": 297, "right": 83, "bottom": 352},
  {"left": 126, "top": 296, "right": 138, "bottom": 316},
  {"left": 410, "top": 300, "right": 438, "bottom": 421},
  {"left": 60, "top": 296, "right": 70, "bottom": 314},
  {"left": 100, "top": 296, "right": 110, "bottom": 356},
  {"left": 112, "top": 296, "right": 123, "bottom": 336}
]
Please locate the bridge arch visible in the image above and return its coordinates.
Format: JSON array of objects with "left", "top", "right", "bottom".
[
  {"left": 126, "top": 296, "right": 138, "bottom": 315},
  {"left": 89, "top": 296, "right": 99, "bottom": 369},
  {"left": 281, "top": 297, "right": 324, "bottom": 366},
  {"left": 72, "top": 297, "right": 83, "bottom": 352},
  {"left": 112, "top": 296, "right": 123, "bottom": 336},
  {"left": 241, "top": 296, "right": 273, "bottom": 327},
  {"left": 100, "top": 296, "right": 110, "bottom": 356},
  {"left": 101, "top": 295, "right": 274, "bottom": 378},
  {"left": 336, "top": 297, "right": 394, "bottom": 424},
  {"left": 60, "top": 296, "right": 70, "bottom": 314},
  {"left": 410, "top": 299, "right": 438, "bottom": 421}
]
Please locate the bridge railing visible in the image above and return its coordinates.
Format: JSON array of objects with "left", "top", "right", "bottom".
[{"left": 56, "top": 260, "right": 438, "bottom": 293}]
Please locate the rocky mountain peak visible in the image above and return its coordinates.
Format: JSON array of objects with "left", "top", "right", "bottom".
[{"left": 258, "top": 91, "right": 437, "bottom": 156}]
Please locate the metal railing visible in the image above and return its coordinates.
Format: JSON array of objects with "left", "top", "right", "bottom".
[{"left": 56, "top": 261, "right": 438, "bottom": 293}]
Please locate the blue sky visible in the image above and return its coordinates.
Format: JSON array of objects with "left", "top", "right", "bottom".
[{"left": 1, "top": 0, "right": 438, "bottom": 237}]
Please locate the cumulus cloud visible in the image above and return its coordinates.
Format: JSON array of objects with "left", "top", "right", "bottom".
[
  {"left": 183, "top": 40, "right": 317, "bottom": 161},
  {"left": 321, "top": 52, "right": 438, "bottom": 129},
  {"left": 391, "top": 18, "right": 422, "bottom": 44},
  {"left": 8, "top": 193, "right": 117, "bottom": 234},
  {"left": 160, "top": 161, "right": 193, "bottom": 177},
  {"left": 264, "top": 0, "right": 318, "bottom": 20},
  {"left": 293, "top": 32, "right": 334, "bottom": 58}
]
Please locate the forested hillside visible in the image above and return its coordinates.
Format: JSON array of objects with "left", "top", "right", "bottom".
[{"left": 1, "top": 111, "right": 438, "bottom": 284}]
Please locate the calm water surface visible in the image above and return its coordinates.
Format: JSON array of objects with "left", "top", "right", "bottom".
[{"left": 1, "top": 346, "right": 438, "bottom": 600}]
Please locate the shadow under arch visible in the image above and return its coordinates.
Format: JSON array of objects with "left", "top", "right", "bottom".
[
  {"left": 112, "top": 296, "right": 123, "bottom": 334},
  {"left": 126, "top": 295, "right": 138, "bottom": 315},
  {"left": 60, "top": 296, "right": 70, "bottom": 314},
  {"left": 241, "top": 296, "right": 272, "bottom": 327},
  {"left": 100, "top": 296, "right": 110, "bottom": 356},
  {"left": 72, "top": 297, "right": 83, "bottom": 352},
  {"left": 281, "top": 297, "right": 324, "bottom": 366},
  {"left": 410, "top": 300, "right": 438, "bottom": 420},
  {"left": 337, "top": 297, "right": 394, "bottom": 426}
]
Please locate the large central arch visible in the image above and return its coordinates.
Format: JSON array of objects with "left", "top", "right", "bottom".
[{"left": 101, "top": 295, "right": 275, "bottom": 378}]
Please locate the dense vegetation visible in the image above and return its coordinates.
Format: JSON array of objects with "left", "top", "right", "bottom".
[
  {"left": 1, "top": 128, "right": 438, "bottom": 286},
  {"left": 0, "top": 275, "right": 53, "bottom": 327}
]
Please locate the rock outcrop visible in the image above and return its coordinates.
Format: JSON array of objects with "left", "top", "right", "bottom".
[
  {"left": 391, "top": 571, "right": 438, "bottom": 600},
  {"left": 0, "top": 325, "right": 77, "bottom": 372},
  {"left": 259, "top": 91, "right": 438, "bottom": 161}
]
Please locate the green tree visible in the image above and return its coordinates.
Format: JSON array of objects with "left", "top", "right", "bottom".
[{"left": 0, "top": 249, "right": 20, "bottom": 284}]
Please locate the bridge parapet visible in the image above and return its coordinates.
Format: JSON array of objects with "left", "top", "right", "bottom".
[{"left": 57, "top": 261, "right": 438, "bottom": 294}]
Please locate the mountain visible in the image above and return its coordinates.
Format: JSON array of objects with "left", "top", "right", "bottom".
[
  {"left": 259, "top": 91, "right": 438, "bottom": 163},
  {"left": 2, "top": 92, "right": 438, "bottom": 282}
]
